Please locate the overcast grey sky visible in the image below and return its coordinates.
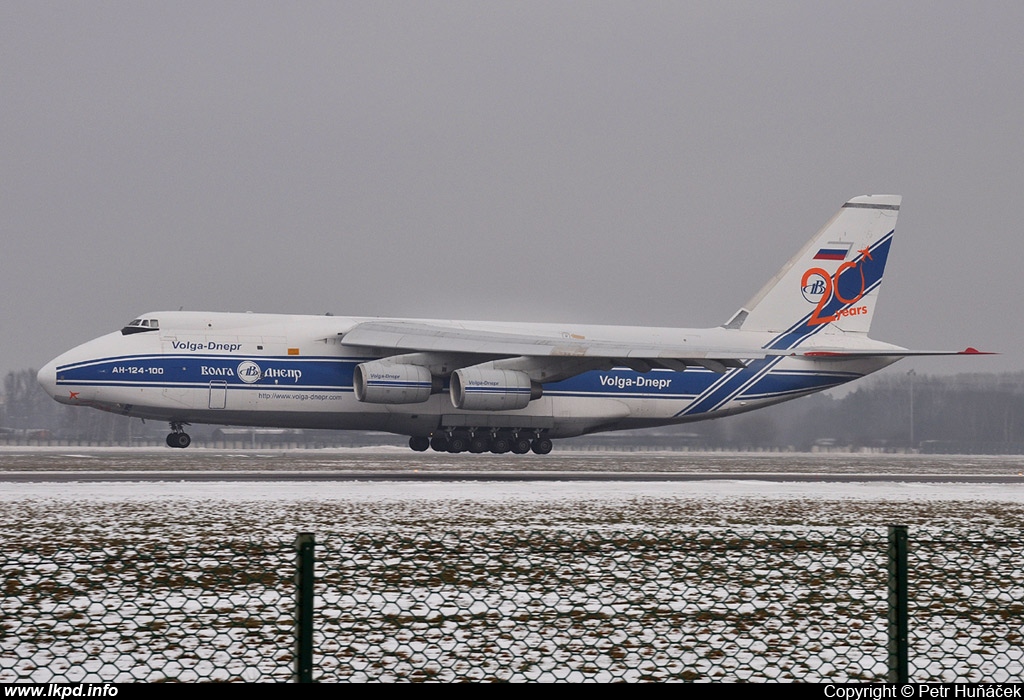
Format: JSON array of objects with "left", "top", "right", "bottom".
[{"left": 3, "top": 1, "right": 1021, "bottom": 380}]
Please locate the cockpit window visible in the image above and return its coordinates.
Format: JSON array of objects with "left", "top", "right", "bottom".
[{"left": 121, "top": 318, "right": 160, "bottom": 335}]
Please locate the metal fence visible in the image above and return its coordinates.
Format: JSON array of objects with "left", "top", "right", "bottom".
[{"left": 2, "top": 527, "right": 1022, "bottom": 682}]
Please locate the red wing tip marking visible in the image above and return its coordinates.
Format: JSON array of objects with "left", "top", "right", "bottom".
[{"left": 799, "top": 348, "right": 998, "bottom": 358}]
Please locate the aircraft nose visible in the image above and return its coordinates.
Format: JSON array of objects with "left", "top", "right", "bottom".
[{"left": 37, "top": 357, "right": 65, "bottom": 403}]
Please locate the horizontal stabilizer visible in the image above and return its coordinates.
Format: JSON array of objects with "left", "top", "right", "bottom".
[{"left": 796, "top": 347, "right": 997, "bottom": 359}]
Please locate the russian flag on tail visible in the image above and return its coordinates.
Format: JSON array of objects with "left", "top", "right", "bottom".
[{"left": 813, "top": 241, "right": 853, "bottom": 261}]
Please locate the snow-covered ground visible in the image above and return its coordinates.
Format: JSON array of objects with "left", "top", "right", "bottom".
[
  {"left": 3, "top": 447, "right": 1024, "bottom": 531},
  {"left": 3, "top": 448, "right": 1023, "bottom": 682}
]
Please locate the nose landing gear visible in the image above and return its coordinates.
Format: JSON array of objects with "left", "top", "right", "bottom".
[{"left": 166, "top": 422, "right": 191, "bottom": 449}]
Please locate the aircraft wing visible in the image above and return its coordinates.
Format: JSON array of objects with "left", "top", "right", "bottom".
[
  {"left": 339, "top": 321, "right": 993, "bottom": 382},
  {"left": 340, "top": 320, "right": 763, "bottom": 374}
]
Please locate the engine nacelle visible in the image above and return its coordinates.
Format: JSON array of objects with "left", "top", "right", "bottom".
[
  {"left": 353, "top": 361, "right": 436, "bottom": 404},
  {"left": 450, "top": 368, "right": 542, "bottom": 411}
]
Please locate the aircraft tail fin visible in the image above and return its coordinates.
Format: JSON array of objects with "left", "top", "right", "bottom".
[{"left": 728, "top": 195, "right": 901, "bottom": 338}]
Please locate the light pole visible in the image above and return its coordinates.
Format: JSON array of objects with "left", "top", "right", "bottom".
[{"left": 907, "top": 369, "right": 916, "bottom": 450}]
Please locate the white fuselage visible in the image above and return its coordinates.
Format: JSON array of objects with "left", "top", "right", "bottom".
[{"left": 37, "top": 311, "right": 898, "bottom": 440}]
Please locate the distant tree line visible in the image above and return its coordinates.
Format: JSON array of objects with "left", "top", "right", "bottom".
[
  {"left": 4, "top": 368, "right": 1024, "bottom": 452},
  {"left": 664, "top": 371, "right": 1024, "bottom": 453}
]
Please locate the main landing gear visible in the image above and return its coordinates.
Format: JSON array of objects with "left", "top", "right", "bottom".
[
  {"left": 409, "top": 430, "right": 553, "bottom": 455},
  {"left": 166, "top": 422, "right": 192, "bottom": 449}
]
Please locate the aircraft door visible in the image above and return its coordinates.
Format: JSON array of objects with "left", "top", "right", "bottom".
[{"left": 209, "top": 380, "right": 227, "bottom": 409}]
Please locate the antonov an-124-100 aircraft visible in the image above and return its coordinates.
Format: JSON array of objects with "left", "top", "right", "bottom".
[{"left": 38, "top": 195, "right": 990, "bottom": 454}]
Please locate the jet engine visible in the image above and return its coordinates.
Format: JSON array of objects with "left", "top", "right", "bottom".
[
  {"left": 450, "top": 368, "right": 542, "bottom": 411},
  {"left": 353, "top": 361, "right": 437, "bottom": 404}
]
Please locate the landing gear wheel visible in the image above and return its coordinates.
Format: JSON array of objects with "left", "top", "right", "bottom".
[
  {"left": 490, "top": 436, "right": 511, "bottom": 454},
  {"left": 409, "top": 436, "right": 430, "bottom": 452},
  {"left": 166, "top": 432, "right": 191, "bottom": 449},
  {"left": 510, "top": 436, "right": 532, "bottom": 454},
  {"left": 469, "top": 436, "right": 490, "bottom": 453},
  {"left": 531, "top": 438, "right": 553, "bottom": 455},
  {"left": 447, "top": 434, "right": 468, "bottom": 453},
  {"left": 430, "top": 435, "right": 449, "bottom": 452}
]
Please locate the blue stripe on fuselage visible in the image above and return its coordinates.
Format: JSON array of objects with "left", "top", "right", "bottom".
[
  {"left": 544, "top": 365, "right": 858, "bottom": 408},
  {"left": 55, "top": 354, "right": 362, "bottom": 392},
  {"left": 55, "top": 354, "right": 856, "bottom": 416}
]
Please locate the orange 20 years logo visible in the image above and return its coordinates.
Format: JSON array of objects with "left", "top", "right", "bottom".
[{"left": 800, "top": 246, "right": 872, "bottom": 326}]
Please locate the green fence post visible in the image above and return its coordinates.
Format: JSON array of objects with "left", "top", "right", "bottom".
[
  {"left": 887, "top": 525, "right": 909, "bottom": 683},
  {"left": 295, "top": 532, "right": 315, "bottom": 683}
]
